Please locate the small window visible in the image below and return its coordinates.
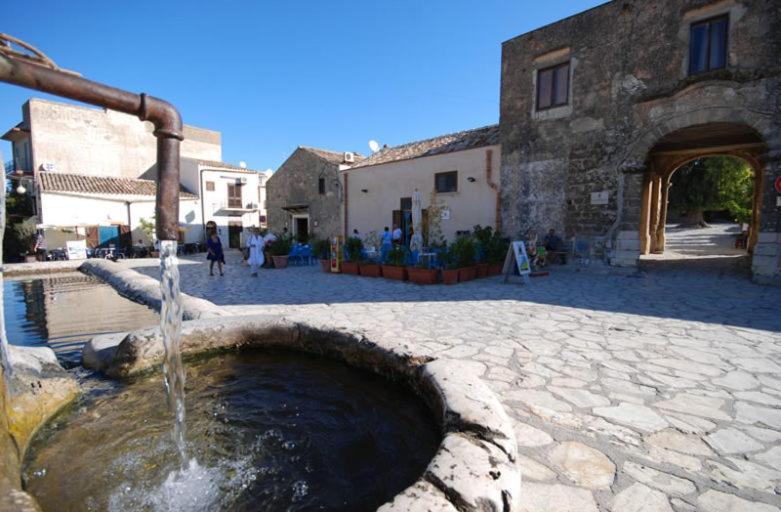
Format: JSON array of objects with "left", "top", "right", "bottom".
[
  {"left": 205, "top": 181, "right": 215, "bottom": 191},
  {"left": 318, "top": 177, "right": 325, "bottom": 195},
  {"left": 536, "top": 61, "right": 570, "bottom": 110},
  {"left": 227, "top": 183, "right": 242, "bottom": 208},
  {"left": 435, "top": 171, "right": 458, "bottom": 193},
  {"left": 689, "top": 15, "right": 728, "bottom": 74}
]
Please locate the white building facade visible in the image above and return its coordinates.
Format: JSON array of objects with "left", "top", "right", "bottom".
[{"left": 3, "top": 98, "right": 267, "bottom": 254}]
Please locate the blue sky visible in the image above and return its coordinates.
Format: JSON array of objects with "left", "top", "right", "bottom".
[{"left": 1, "top": 0, "right": 604, "bottom": 171}]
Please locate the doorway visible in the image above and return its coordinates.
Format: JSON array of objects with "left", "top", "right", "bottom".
[
  {"left": 293, "top": 216, "right": 309, "bottom": 243},
  {"left": 228, "top": 222, "right": 242, "bottom": 249},
  {"left": 638, "top": 123, "right": 766, "bottom": 274}
]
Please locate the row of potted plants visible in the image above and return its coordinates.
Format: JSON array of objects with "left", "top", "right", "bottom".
[{"left": 312, "top": 226, "right": 509, "bottom": 285}]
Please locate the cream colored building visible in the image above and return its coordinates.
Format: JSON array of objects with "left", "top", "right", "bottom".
[
  {"left": 3, "top": 98, "right": 221, "bottom": 178},
  {"left": 343, "top": 125, "right": 501, "bottom": 243}
]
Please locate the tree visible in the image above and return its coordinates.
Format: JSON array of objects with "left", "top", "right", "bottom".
[{"left": 668, "top": 156, "right": 753, "bottom": 227}]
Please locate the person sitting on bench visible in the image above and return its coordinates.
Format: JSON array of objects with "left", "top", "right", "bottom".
[{"left": 544, "top": 228, "right": 566, "bottom": 264}]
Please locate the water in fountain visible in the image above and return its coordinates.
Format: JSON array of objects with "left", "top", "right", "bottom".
[{"left": 159, "top": 240, "right": 187, "bottom": 466}]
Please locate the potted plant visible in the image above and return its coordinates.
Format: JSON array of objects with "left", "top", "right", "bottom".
[
  {"left": 359, "top": 255, "right": 381, "bottom": 277},
  {"left": 381, "top": 245, "right": 408, "bottom": 281},
  {"left": 440, "top": 250, "right": 459, "bottom": 285},
  {"left": 312, "top": 238, "right": 331, "bottom": 273},
  {"left": 485, "top": 233, "right": 509, "bottom": 275},
  {"left": 342, "top": 236, "right": 362, "bottom": 275},
  {"left": 407, "top": 259, "right": 438, "bottom": 285},
  {"left": 450, "top": 235, "right": 477, "bottom": 281},
  {"left": 473, "top": 225, "right": 493, "bottom": 278},
  {"left": 269, "top": 236, "right": 292, "bottom": 269}
]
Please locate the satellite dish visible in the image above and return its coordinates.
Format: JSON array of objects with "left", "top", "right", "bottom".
[
  {"left": 368, "top": 140, "right": 380, "bottom": 153},
  {"left": 239, "top": 161, "right": 247, "bottom": 168}
]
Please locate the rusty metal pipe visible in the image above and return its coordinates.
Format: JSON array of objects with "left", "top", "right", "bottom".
[{"left": 0, "top": 53, "right": 183, "bottom": 240}]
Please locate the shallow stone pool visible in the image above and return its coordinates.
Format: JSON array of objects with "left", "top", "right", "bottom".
[
  {"left": 22, "top": 350, "right": 440, "bottom": 512},
  {"left": 4, "top": 272, "right": 159, "bottom": 367}
]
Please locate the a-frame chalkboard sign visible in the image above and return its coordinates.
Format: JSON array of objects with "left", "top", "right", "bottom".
[{"left": 502, "top": 241, "right": 531, "bottom": 285}]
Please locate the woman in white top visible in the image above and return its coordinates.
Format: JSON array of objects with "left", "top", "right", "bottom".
[{"left": 247, "top": 227, "right": 265, "bottom": 276}]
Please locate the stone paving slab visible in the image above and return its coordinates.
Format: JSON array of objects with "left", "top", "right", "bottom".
[{"left": 121, "top": 251, "right": 781, "bottom": 511}]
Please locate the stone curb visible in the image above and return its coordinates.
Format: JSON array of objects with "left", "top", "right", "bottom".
[
  {"left": 3, "top": 259, "right": 84, "bottom": 277},
  {"left": 6, "top": 345, "right": 80, "bottom": 457},
  {"left": 83, "top": 313, "right": 521, "bottom": 511},
  {"left": 79, "top": 259, "right": 227, "bottom": 320}
]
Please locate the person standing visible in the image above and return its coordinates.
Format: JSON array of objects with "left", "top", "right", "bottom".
[
  {"left": 381, "top": 226, "right": 393, "bottom": 261},
  {"left": 206, "top": 231, "right": 225, "bottom": 276},
  {"left": 262, "top": 229, "right": 276, "bottom": 268},
  {"left": 392, "top": 224, "right": 403, "bottom": 245},
  {"left": 247, "top": 227, "right": 265, "bottom": 277}
]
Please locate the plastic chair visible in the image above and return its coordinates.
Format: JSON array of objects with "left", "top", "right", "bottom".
[
  {"left": 574, "top": 240, "right": 591, "bottom": 267},
  {"left": 299, "top": 245, "right": 313, "bottom": 265},
  {"left": 288, "top": 244, "right": 303, "bottom": 266}
]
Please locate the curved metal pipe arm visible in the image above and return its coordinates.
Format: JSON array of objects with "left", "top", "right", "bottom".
[{"left": 0, "top": 48, "right": 182, "bottom": 241}]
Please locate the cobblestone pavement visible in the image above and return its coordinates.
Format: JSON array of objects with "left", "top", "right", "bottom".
[{"left": 131, "top": 251, "right": 781, "bottom": 512}]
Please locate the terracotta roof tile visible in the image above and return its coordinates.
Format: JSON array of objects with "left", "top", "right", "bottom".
[
  {"left": 39, "top": 172, "right": 198, "bottom": 199},
  {"left": 195, "top": 159, "right": 263, "bottom": 174},
  {"left": 350, "top": 124, "right": 499, "bottom": 170},
  {"left": 300, "top": 146, "right": 366, "bottom": 165}
]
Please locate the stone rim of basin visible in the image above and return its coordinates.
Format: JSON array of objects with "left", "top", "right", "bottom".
[{"left": 81, "top": 313, "right": 521, "bottom": 512}]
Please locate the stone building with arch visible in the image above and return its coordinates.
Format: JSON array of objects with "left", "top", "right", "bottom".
[{"left": 499, "top": 0, "right": 779, "bottom": 282}]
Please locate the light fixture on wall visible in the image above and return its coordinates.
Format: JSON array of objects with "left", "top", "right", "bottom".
[
  {"left": 361, "top": 188, "right": 369, "bottom": 193},
  {"left": 15, "top": 184, "right": 26, "bottom": 194},
  {"left": 467, "top": 177, "right": 476, "bottom": 183}
]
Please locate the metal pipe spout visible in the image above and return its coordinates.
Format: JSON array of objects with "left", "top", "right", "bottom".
[{"left": 0, "top": 37, "right": 182, "bottom": 241}]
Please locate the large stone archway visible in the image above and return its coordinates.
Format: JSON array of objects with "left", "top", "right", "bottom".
[
  {"left": 639, "top": 123, "right": 766, "bottom": 256},
  {"left": 612, "top": 104, "right": 780, "bottom": 283}
]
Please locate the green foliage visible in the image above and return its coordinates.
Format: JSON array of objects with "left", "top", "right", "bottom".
[
  {"left": 386, "top": 244, "right": 408, "bottom": 267},
  {"left": 344, "top": 236, "right": 363, "bottom": 262},
  {"left": 312, "top": 238, "right": 330, "bottom": 260},
  {"left": 268, "top": 236, "right": 292, "bottom": 256},
  {"left": 485, "top": 233, "right": 510, "bottom": 264},
  {"left": 6, "top": 191, "right": 34, "bottom": 217},
  {"left": 138, "top": 217, "right": 155, "bottom": 239},
  {"left": 3, "top": 217, "right": 37, "bottom": 261},
  {"left": 363, "top": 230, "right": 380, "bottom": 252},
  {"left": 425, "top": 190, "right": 447, "bottom": 247},
  {"left": 449, "top": 235, "right": 476, "bottom": 268},
  {"left": 472, "top": 225, "right": 493, "bottom": 247},
  {"left": 669, "top": 157, "right": 754, "bottom": 223}
]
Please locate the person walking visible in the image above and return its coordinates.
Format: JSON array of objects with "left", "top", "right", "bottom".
[
  {"left": 247, "top": 227, "right": 265, "bottom": 277},
  {"left": 206, "top": 231, "right": 225, "bottom": 276}
]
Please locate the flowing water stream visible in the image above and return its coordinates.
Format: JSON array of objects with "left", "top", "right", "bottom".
[{"left": 159, "top": 240, "right": 187, "bottom": 466}]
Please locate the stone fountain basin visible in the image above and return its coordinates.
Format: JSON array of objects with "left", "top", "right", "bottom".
[{"left": 83, "top": 314, "right": 521, "bottom": 511}]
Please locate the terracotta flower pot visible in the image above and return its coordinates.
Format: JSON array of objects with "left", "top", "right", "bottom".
[
  {"left": 319, "top": 259, "right": 331, "bottom": 273},
  {"left": 381, "top": 265, "right": 407, "bottom": 281},
  {"left": 272, "top": 255, "right": 289, "bottom": 269},
  {"left": 442, "top": 268, "right": 459, "bottom": 285},
  {"left": 477, "top": 263, "right": 489, "bottom": 278},
  {"left": 487, "top": 263, "right": 504, "bottom": 276},
  {"left": 407, "top": 267, "right": 437, "bottom": 285},
  {"left": 458, "top": 266, "right": 477, "bottom": 282},
  {"left": 342, "top": 261, "right": 359, "bottom": 274},
  {"left": 359, "top": 263, "right": 381, "bottom": 277}
]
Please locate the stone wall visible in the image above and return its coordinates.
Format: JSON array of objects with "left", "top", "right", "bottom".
[
  {"left": 266, "top": 148, "right": 342, "bottom": 239},
  {"left": 499, "top": 0, "right": 780, "bottom": 275}
]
